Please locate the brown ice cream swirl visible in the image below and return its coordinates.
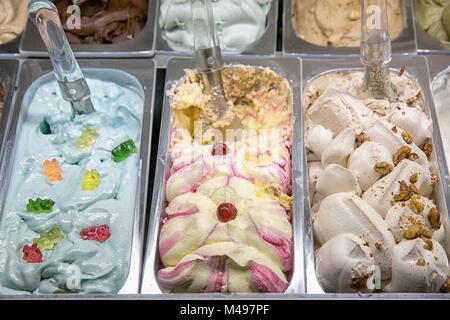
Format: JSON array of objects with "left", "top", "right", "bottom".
[
  {"left": 55, "top": 0, "right": 148, "bottom": 44},
  {"left": 0, "top": 0, "right": 29, "bottom": 45}
]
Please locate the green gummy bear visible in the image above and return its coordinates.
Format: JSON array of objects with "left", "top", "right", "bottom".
[
  {"left": 111, "top": 139, "right": 137, "bottom": 162},
  {"left": 26, "top": 198, "right": 55, "bottom": 214},
  {"left": 33, "top": 227, "right": 64, "bottom": 251}
]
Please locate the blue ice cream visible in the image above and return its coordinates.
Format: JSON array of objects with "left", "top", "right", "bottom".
[{"left": 0, "top": 75, "right": 144, "bottom": 294}]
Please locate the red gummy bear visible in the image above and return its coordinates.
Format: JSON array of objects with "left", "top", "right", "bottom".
[
  {"left": 80, "top": 224, "right": 111, "bottom": 243},
  {"left": 22, "top": 243, "right": 43, "bottom": 263}
]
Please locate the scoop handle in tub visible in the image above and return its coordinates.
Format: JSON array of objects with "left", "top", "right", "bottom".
[
  {"left": 360, "top": 0, "right": 395, "bottom": 101},
  {"left": 28, "top": 0, "right": 95, "bottom": 115},
  {"left": 191, "top": 0, "right": 241, "bottom": 130}
]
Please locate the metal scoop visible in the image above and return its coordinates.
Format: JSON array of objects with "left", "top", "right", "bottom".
[
  {"left": 361, "top": 0, "right": 395, "bottom": 100},
  {"left": 191, "top": 0, "right": 240, "bottom": 130},
  {"left": 29, "top": 0, "right": 95, "bottom": 115}
]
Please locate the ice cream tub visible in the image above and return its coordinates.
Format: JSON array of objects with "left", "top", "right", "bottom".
[
  {"left": 0, "top": 59, "right": 20, "bottom": 161},
  {"left": 283, "top": 0, "right": 417, "bottom": 57},
  {"left": 0, "top": 59, "right": 155, "bottom": 295},
  {"left": 20, "top": 0, "right": 156, "bottom": 58},
  {"left": 301, "top": 56, "right": 450, "bottom": 296},
  {"left": 154, "top": 0, "right": 278, "bottom": 57},
  {"left": 141, "top": 57, "right": 305, "bottom": 295},
  {"left": 414, "top": 0, "right": 450, "bottom": 54}
]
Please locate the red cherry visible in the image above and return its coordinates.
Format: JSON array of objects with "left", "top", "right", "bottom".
[
  {"left": 217, "top": 203, "right": 238, "bottom": 223},
  {"left": 22, "top": 243, "right": 43, "bottom": 263},
  {"left": 211, "top": 143, "right": 228, "bottom": 156}
]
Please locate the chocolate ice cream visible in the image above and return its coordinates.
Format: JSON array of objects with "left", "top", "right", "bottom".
[{"left": 55, "top": 0, "right": 148, "bottom": 44}]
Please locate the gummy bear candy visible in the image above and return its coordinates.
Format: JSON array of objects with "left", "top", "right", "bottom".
[
  {"left": 22, "top": 243, "right": 43, "bottom": 263},
  {"left": 76, "top": 128, "right": 98, "bottom": 150},
  {"left": 33, "top": 227, "right": 64, "bottom": 251},
  {"left": 80, "top": 225, "right": 111, "bottom": 243},
  {"left": 43, "top": 159, "right": 63, "bottom": 184},
  {"left": 26, "top": 198, "right": 55, "bottom": 214},
  {"left": 81, "top": 169, "right": 100, "bottom": 191},
  {"left": 111, "top": 139, "right": 137, "bottom": 162}
]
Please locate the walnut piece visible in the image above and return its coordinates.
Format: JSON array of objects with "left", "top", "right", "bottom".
[
  {"left": 417, "top": 259, "right": 426, "bottom": 267},
  {"left": 410, "top": 173, "right": 419, "bottom": 183},
  {"left": 422, "top": 138, "right": 433, "bottom": 158},
  {"left": 428, "top": 208, "right": 441, "bottom": 230},
  {"left": 393, "top": 146, "right": 412, "bottom": 166},
  {"left": 409, "top": 195, "right": 424, "bottom": 214},
  {"left": 402, "top": 131, "right": 413, "bottom": 144},
  {"left": 356, "top": 133, "right": 370, "bottom": 147},
  {"left": 374, "top": 162, "right": 393, "bottom": 176}
]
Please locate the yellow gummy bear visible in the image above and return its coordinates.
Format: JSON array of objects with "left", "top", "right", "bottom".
[
  {"left": 81, "top": 170, "right": 100, "bottom": 191},
  {"left": 76, "top": 128, "right": 98, "bottom": 150}
]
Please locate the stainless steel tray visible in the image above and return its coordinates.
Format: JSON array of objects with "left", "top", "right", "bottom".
[
  {"left": 414, "top": 1, "right": 450, "bottom": 54},
  {"left": 154, "top": 0, "right": 278, "bottom": 57},
  {"left": 20, "top": 0, "right": 156, "bottom": 58},
  {"left": 283, "top": 0, "right": 417, "bottom": 57},
  {"left": 0, "top": 35, "right": 23, "bottom": 58},
  {"left": 427, "top": 55, "right": 450, "bottom": 81},
  {"left": 0, "top": 59, "right": 156, "bottom": 295},
  {"left": 0, "top": 59, "right": 20, "bottom": 165},
  {"left": 301, "top": 56, "right": 450, "bottom": 296},
  {"left": 141, "top": 56, "right": 305, "bottom": 295}
]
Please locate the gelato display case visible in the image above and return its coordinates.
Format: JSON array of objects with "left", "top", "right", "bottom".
[
  {"left": 20, "top": 0, "right": 156, "bottom": 57},
  {"left": 154, "top": 0, "right": 279, "bottom": 57},
  {"left": 1, "top": 0, "right": 450, "bottom": 302},
  {"left": 283, "top": 0, "right": 417, "bottom": 56},
  {"left": 0, "top": 59, "right": 155, "bottom": 295},
  {"left": 141, "top": 57, "right": 304, "bottom": 295},
  {"left": 302, "top": 56, "right": 450, "bottom": 297}
]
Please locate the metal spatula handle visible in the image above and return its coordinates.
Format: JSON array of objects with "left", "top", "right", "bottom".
[
  {"left": 361, "top": 0, "right": 394, "bottom": 100},
  {"left": 29, "top": 0, "right": 95, "bottom": 114}
]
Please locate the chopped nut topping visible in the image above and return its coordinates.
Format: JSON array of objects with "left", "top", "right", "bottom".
[
  {"left": 392, "top": 126, "right": 398, "bottom": 133},
  {"left": 399, "top": 67, "right": 406, "bottom": 77},
  {"left": 393, "top": 146, "right": 412, "bottom": 166},
  {"left": 374, "top": 162, "right": 393, "bottom": 176},
  {"left": 423, "top": 238, "right": 433, "bottom": 251},
  {"left": 402, "top": 131, "right": 413, "bottom": 144},
  {"left": 409, "top": 195, "right": 425, "bottom": 214},
  {"left": 410, "top": 173, "right": 419, "bottom": 183},
  {"left": 431, "top": 173, "right": 438, "bottom": 187},
  {"left": 408, "top": 153, "right": 419, "bottom": 162},
  {"left": 374, "top": 242, "right": 383, "bottom": 250},
  {"left": 428, "top": 208, "right": 441, "bottom": 230},
  {"left": 422, "top": 138, "right": 433, "bottom": 159},
  {"left": 421, "top": 229, "right": 433, "bottom": 239},
  {"left": 394, "top": 181, "right": 419, "bottom": 202},
  {"left": 404, "top": 224, "right": 422, "bottom": 240},
  {"left": 395, "top": 236, "right": 402, "bottom": 244},
  {"left": 356, "top": 133, "right": 370, "bottom": 147},
  {"left": 417, "top": 259, "right": 426, "bottom": 267},
  {"left": 409, "top": 184, "right": 420, "bottom": 195},
  {"left": 349, "top": 272, "right": 370, "bottom": 291}
]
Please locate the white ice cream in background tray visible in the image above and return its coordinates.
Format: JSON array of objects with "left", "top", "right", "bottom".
[
  {"left": 304, "top": 69, "right": 450, "bottom": 293},
  {"left": 432, "top": 70, "right": 450, "bottom": 171}
]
